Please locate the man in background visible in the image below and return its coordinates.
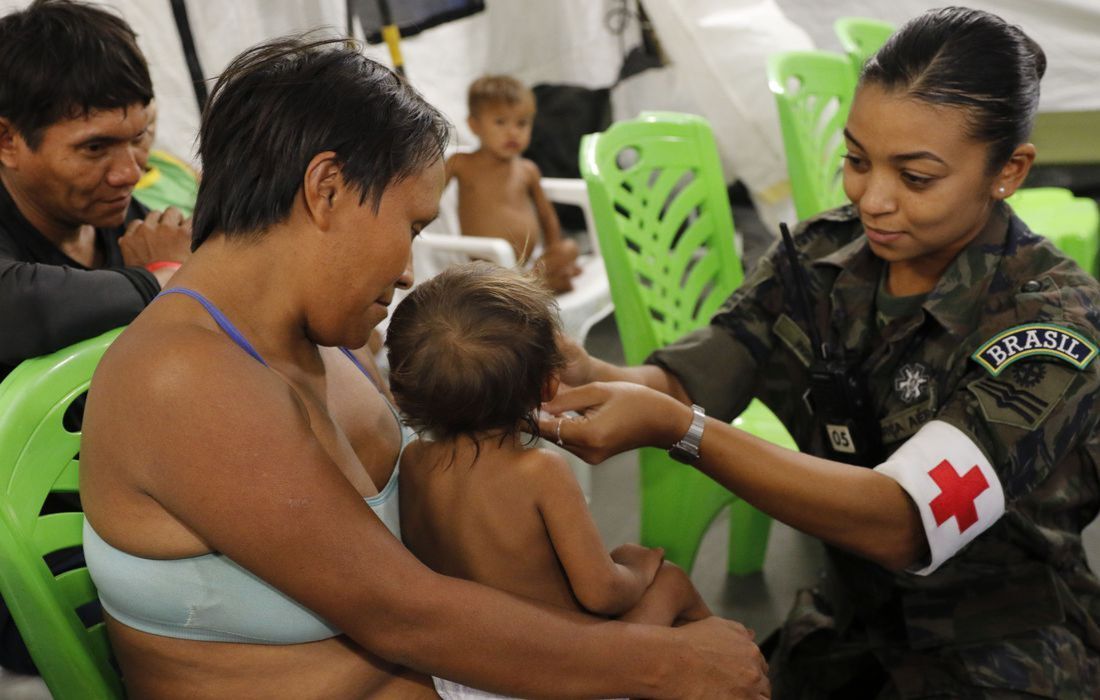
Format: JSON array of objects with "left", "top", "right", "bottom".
[{"left": 0, "top": 0, "right": 192, "bottom": 675}]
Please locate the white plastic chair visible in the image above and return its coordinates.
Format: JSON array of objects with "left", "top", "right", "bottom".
[{"left": 411, "top": 177, "right": 614, "bottom": 348}]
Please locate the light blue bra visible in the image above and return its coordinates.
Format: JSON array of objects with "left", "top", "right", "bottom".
[{"left": 84, "top": 288, "right": 408, "bottom": 644}]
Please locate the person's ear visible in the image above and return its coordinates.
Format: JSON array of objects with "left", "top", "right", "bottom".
[
  {"left": 541, "top": 373, "right": 561, "bottom": 402},
  {"left": 0, "top": 118, "right": 24, "bottom": 169},
  {"left": 466, "top": 114, "right": 482, "bottom": 139},
  {"left": 991, "top": 143, "right": 1036, "bottom": 200},
  {"left": 302, "top": 151, "right": 342, "bottom": 230}
]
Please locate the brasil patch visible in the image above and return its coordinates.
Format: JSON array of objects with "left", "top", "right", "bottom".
[{"left": 971, "top": 323, "right": 1098, "bottom": 376}]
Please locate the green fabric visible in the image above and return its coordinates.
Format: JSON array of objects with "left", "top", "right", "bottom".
[{"left": 134, "top": 149, "right": 199, "bottom": 216}]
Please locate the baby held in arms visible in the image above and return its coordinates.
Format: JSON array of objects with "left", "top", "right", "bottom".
[{"left": 386, "top": 262, "right": 710, "bottom": 698}]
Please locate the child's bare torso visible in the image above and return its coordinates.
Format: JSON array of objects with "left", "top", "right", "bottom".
[
  {"left": 450, "top": 151, "right": 542, "bottom": 262},
  {"left": 399, "top": 438, "right": 583, "bottom": 613}
]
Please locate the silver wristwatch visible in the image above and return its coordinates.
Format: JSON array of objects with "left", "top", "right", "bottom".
[{"left": 668, "top": 404, "right": 706, "bottom": 464}]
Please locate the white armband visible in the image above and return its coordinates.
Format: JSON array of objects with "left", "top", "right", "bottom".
[{"left": 873, "top": 420, "right": 1005, "bottom": 575}]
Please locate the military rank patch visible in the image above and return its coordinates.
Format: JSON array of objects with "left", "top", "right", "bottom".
[
  {"left": 971, "top": 323, "right": 1097, "bottom": 376},
  {"left": 967, "top": 365, "right": 1075, "bottom": 430}
]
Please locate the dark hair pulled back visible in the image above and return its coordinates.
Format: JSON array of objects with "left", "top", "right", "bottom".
[{"left": 861, "top": 6, "right": 1045, "bottom": 172}]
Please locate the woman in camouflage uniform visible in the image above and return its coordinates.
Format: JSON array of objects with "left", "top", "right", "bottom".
[{"left": 545, "top": 7, "right": 1100, "bottom": 698}]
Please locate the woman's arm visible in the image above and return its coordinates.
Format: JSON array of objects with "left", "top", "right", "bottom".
[
  {"left": 532, "top": 450, "right": 664, "bottom": 616},
  {"left": 542, "top": 382, "right": 926, "bottom": 571},
  {"left": 95, "top": 331, "right": 767, "bottom": 699}
]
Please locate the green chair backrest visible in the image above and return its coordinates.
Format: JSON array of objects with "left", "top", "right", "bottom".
[
  {"left": 579, "top": 112, "right": 743, "bottom": 363},
  {"left": 1009, "top": 193, "right": 1100, "bottom": 276},
  {"left": 833, "top": 17, "right": 895, "bottom": 76},
  {"left": 0, "top": 328, "right": 125, "bottom": 700},
  {"left": 767, "top": 50, "right": 858, "bottom": 221}
]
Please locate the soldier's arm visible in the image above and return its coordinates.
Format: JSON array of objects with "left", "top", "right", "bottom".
[{"left": 543, "top": 381, "right": 927, "bottom": 571}]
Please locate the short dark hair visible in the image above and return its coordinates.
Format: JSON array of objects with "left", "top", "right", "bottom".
[
  {"left": 192, "top": 36, "right": 450, "bottom": 249},
  {"left": 0, "top": 0, "right": 153, "bottom": 148},
  {"left": 386, "top": 261, "right": 566, "bottom": 446},
  {"left": 467, "top": 74, "right": 534, "bottom": 117},
  {"left": 861, "top": 6, "right": 1046, "bottom": 172}
]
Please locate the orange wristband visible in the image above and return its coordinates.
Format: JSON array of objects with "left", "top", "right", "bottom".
[{"left": 144, "top": 261, "right": 182, "bottom": 274}]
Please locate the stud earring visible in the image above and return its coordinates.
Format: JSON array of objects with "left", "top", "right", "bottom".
[{"left": 998, "top": 186, "right": 1006, "bottom": 194}]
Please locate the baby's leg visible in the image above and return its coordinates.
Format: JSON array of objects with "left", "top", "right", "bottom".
[{"left": 618, "top": 562, "right": 711, "bottom": 627}]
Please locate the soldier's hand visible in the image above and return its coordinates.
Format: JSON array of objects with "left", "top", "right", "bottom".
[
  {"left": 539, "top": 382, "right": 691, "bottom": 464},
  {"left": 671, "top": 617, "right": 770, "bottom": 699},
  {"left": 120, "top": 207, "right": 192, "bottom": 270},
  {"left": 555, "top": 332, "right": 595, "bottom": 387}
]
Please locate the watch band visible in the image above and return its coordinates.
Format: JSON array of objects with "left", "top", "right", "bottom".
[{"left": 668, "top": 403, "right": 706, "bottom": 464}]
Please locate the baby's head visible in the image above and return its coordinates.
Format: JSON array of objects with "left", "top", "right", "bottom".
[
  {"left": 386, "top": 261, "right": 565, "bottom": 444},
  {"left": 466, "top": 75, "right": 536, "bottom": 159}
]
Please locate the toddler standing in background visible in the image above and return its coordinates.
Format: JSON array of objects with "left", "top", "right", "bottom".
[
  {"left": 387, "top": 262, "right": 710, "bottom": 699},
  {"left": 447, "top": 75, "right": 581, "bottom": 293}
]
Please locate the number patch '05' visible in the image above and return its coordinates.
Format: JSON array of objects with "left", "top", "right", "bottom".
[{"left": 826, "top": 423, "right": 856, "bottom": 454}]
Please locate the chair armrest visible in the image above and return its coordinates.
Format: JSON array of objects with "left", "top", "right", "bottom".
[
  {"left": 540, "top": 177, "right": 601, "bottom": 257},
  {"left": 412, "top": 231, "right": 518, "bottom": 282}
]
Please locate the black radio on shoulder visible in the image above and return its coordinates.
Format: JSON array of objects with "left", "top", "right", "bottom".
[{"left": 779, "top": 223, "right": 882, "bottom": 467}]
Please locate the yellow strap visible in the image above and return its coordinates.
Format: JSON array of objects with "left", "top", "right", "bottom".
[{"left": 382, "top": 24, "right": 404, "bottom": 68}]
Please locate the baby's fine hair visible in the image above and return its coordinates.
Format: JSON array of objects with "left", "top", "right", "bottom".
[
  {"left": 386, "top": 261, "right": 565, "bottom": 443},
  {"left": 467, "top": 74, "right": 534, "bottom": 116}
]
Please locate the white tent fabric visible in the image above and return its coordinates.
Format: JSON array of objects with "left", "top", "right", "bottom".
[
  {"left": 632, "top": 0, "right": 813, "bottom": 231},
  {"left": 778, "top": 0, "right": 1100, "bottom": 114}
]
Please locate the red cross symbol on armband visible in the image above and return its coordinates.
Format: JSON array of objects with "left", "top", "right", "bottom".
[{"left": 928, "top": 460, "right": 990, "bottom": 532}]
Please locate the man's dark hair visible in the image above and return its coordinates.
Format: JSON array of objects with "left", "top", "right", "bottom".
[
  {"left": 191, "top": 36, "right": 450, "bottom": 249},
  {"left": 861, "top": 6, "right": 1046, "bottom": 173},
  {"left": 386, "top": 261, "right": 566, "bottom": 448},
  {"left": 0, "top": 0, "right": 153, "bottom": 149}
]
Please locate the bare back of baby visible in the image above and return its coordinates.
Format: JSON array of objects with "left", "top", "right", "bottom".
[{"left": 400, "top": 438, "right": 584, "bottom": 612}]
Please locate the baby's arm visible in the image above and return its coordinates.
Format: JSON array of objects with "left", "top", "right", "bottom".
[
  {"left": 619, "top": 561, "right": 712, "bottom": 626},
  {"left": 524, "top": 159, "right": 563, "bottom": 247},
  {"left": 444, "top": 152, "right": 463, "bottom": 187},
  {"left": 534, "top": 449, "right": 664, "bottom": 616}
]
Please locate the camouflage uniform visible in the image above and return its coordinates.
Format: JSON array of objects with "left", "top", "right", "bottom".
[{"left": 650, "top": 203, "right": 1100, "bottom": 698}]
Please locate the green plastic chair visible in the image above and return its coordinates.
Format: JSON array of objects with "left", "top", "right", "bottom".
[
  {"left": 1008, "top": 191, "right": 1100, "bottom": 275},
  {"left": 0, "top": 328, "right": 125, "bottom": 700},
  {"left": 767, "top": 50, "right": 857, "bottom": 221},
  {"left": 833, "top": 17, "right": 895, "bottom": 76},
  {"left": 579, "top": 111, "right": 796, "bottom": 575}
]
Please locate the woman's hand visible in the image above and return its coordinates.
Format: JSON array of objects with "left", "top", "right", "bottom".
[
  {"left": 539, "top": 381, "right": 693, "bottom": 464},
  {"left": 672, "top": 617, "right": 770, "bottom": 698}
]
